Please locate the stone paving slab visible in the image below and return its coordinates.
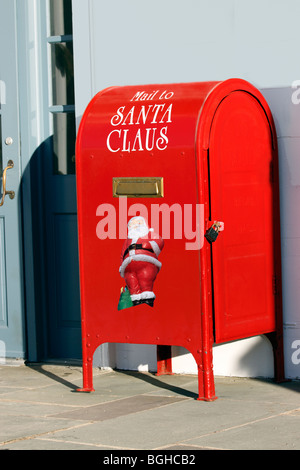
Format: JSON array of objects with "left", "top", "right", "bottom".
[
  {"left": 185, "top": 411, "right": 300, "bottom": 450},
  {"left": 50, "top": 394, "right": 187, "bottom": 422}
]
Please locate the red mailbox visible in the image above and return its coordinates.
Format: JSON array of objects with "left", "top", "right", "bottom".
[{"left": 76, "top": 79, "right": 284, "bottom": 400}]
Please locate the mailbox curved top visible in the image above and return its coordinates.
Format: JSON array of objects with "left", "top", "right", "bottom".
[{"left": 76, "top": 78, "right": 277, "bottom": 163}]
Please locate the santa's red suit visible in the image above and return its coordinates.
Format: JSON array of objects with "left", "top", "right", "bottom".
[{"left": 119, "top": 218, "right": 164, "bottom": 307}]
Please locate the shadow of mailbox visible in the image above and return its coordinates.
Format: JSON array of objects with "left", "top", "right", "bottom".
[{"left": 75, "top": 79, "right": 284, "bottom": 400}]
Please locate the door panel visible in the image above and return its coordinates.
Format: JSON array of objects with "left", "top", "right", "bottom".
[
  {"left": 46, "top": 212, "right": 81, "bottom": 358},
  {"left": 209, "top": 91, "right": 276, "bottom": 343},
  {"left": 0, "top": 0, "right": 25, "bottom": 359}
]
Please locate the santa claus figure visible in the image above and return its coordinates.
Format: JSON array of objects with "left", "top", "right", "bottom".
[{"left": 119, "top": 216, "right": 164, "bottom": 307}]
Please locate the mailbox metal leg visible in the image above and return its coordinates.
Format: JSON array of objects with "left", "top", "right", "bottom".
[
  {"left": 193, "top": 349, "right": 217, "bottom": 401},
  {"left": 156, "top": 345, "right": 173, "bottom": 375},
  {"left": 76, "top": 360, "right": 95, "bottom": 392},
  {"left": 202, "top": 362, "right": 218, "bottom": 401},
  {"left": 197, "top": 370, "right": 217, "bottom": 401},
  {"left": 198, "top": 231, "right": 218, "bottom": 401},
  {"left": 76, "top": 317, "right": 95, "bottom": 392}
]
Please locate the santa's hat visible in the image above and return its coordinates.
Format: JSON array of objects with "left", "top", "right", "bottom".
[{"left": 128, "top": 216, "right": 153, "bottom": 232}]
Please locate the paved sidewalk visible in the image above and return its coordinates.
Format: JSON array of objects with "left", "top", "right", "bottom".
[{"left": 0, "top": 363, "right": 299, "bottom": 450}]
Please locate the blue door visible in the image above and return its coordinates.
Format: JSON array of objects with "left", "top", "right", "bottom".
[
  {"left": 1, "top": 0, "right": 82, "bottom": 362},
  {"left": 0, "top": 0, "right": 25, "bottom": 360}
]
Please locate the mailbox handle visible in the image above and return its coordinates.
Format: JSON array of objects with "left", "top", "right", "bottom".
[
  {"left": 0, "top": 160, "right": 15, "bottom": 207},
  {"left": 207, "top": 220, "right": 224, "bottom": 232}
]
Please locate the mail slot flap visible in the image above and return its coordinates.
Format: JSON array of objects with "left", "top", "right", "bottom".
[{"left": 113, "top": 177, "right": 164, "bottom": 198}]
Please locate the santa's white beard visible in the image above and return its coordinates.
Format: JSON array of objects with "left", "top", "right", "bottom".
[{"left": 128, "top": 225, "right": 149, "bottom": 243}]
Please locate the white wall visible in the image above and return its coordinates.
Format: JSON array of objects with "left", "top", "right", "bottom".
[
  {"left": 73, "top": 0, "right": 300, "bottom": 378},
  {"left": 262, "top": 87, "right": 300, "bottom": 378}
]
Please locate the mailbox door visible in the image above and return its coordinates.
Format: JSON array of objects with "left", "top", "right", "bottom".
[{"left": 208, "top": 90, "right": 277, "bottom": 343}]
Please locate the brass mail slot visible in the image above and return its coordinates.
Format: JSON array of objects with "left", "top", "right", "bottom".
[{"left": 113, "top": 177, "right": 164, "bottom": 198}]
